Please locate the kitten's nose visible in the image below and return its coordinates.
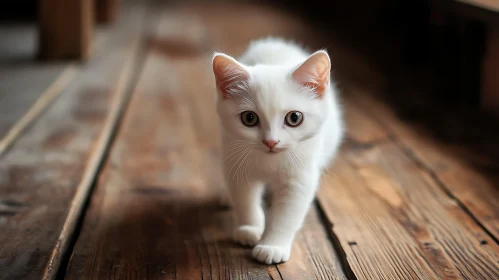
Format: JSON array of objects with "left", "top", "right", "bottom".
[{"left": 263, "top": 140, "right": 279, "bottom": 149}]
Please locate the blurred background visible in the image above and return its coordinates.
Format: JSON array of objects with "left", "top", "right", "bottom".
[
  {"left": 3, "top": 0, "right": 499, "bottom": 151},
  {"left": 2, "top": 0, "right": 499, "bottom": 109}
]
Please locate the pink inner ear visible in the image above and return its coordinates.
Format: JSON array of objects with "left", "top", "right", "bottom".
[
  {"left": 212, "top": 54, "right": 249, "bottom": 99},
  {"left": 292, "top": 51, "right": 331, "bottom": 97}
]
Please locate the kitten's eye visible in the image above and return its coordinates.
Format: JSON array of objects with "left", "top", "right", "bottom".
[
  {"left": 285, "top": 111, "right": 303, "bottom": 127},
  {"left": 241, "top": 111, "right": 259, "bottom": 127}
]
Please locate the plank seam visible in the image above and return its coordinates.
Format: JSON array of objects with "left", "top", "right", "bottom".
[
  {"left": 388, "top": 134, "right": 499, "bottom": 245},
  {"left": 313, "top": 200, "right": 358, "bottom": 280},
  {"left": 0, "top": 65, "right": 79, "bottom": 158},
  {"left": 352, "top": 99, "right": 499, "bottom": 245},
  {"left": 274, "top": 264, "right": 285, "bottom": 280},
  {"left": 41, "top": 36, "right": 148, "bottom": 280}
]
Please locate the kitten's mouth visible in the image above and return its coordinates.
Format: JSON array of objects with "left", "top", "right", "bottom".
[{"left": 265, "top": 149, "right": 281, "bottom": 154}]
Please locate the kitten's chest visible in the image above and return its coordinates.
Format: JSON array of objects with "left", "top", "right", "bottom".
[
  {"left": 247, "top": 155, "right": 298, "bottom": 182},
  {"left": 222, "top": 147, "right": 310, "bottom": 185}
]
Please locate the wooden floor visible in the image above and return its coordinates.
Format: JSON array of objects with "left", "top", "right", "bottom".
[{"left": 1, "top": 1, "right": 499, "bottom": 279}]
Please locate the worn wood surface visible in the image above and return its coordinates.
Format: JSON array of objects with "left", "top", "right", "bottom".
[
  {"left": 42, "top": 38, "right": 143, "bottom": 280},
  {"left": 38, "top": 0, "right": 94, "bottom": 60},
  {"left": 348, "top": 87, "right": 499, "bottom": 243},
  {"left": 324, "top": 14, "right": 499, "bottom": 244},
  {"left": 318, "top": 100, "right": 499, "bottom": 279},
  {"left": 0, "top": 2, "right": 152, "bottom": 279},
  {"left": 315, "top": 33, "right": 499, "bottom": 277},
  {"left": 65, "top": 4, "right": 348, "bottom": 279}
]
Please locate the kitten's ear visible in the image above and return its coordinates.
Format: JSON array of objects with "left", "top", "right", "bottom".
[
  {"left": 292, "top": 50, "right": 331, "bottom": 97},
  {"left": 212, "top": 53, "right": 249, "bottom": 99}
]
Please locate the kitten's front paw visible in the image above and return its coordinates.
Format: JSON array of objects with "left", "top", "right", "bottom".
[
  {"left": 233, "top": 225, "right": 262, "bottom": 247},
  {"left": 252, "top": 244, "right": 291, "bottom": 264}
]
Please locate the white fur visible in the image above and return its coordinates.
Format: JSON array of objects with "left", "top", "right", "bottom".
[{"left": 213, "top": 37, "right": 344, "bottom": 264}]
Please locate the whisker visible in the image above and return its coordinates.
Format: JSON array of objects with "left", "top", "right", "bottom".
[
  {"left": 243, "top": 151, "right": 253, "bottom": 186},
  {"left": 232, "top": 148, "right": 252, "bottom": 186},
  {"left": 227, "top": 147, "right": 249, "bottom": 182},
  {"left": 288, "top": 149, "right": 303, "bottom": 168},
  {"left": 290, "top": 149, "right": 307, "bottom": 168},
  {"left": 224, "top": 146, "right": 247, "bottom": 161}
]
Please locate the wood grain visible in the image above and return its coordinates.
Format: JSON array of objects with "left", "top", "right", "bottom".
[
  {"left": 347, "top": 87, "right": 499, "bottom": 242},
  {"left": 278, "top": 207, "right": 348, "bottom": 280},
  {"left": 317, "top": 97, "right": 499, "bottom": 279},
  {"left": 42, "top": 37, "right": 143, "bottom": 280},
  {"left": 0, "top": 3, "right": 152, "bottom": 279},
  {"left": 39, "top": 0, "right": 94, "bottom": 60}
]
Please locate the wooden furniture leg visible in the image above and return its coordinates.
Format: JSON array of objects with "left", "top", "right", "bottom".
[
  {"left": 96, "top": 0, "right": 121, "bottom": 23},
  {"left": 38, "top": 0, "right": 94, "bottom": 60}
]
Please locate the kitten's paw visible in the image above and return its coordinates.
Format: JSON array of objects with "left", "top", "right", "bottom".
[
  {"left": 233, "top": 225, "right": 262, "bottom": 247},
  {"left": 252, "top": 244, "right": 291, "bottom": 264}
]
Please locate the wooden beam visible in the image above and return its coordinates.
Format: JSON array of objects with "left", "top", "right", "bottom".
[
  {"left": 38, "top": 0, "right": 94, "bottom": 60},
  {"left": 96, "top": 0, "right": 121, "bottom": 23}
]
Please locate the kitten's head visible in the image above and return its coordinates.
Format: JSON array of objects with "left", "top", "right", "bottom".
[{"left": 212, "top": 50, "right": 331, "bottom": 155}]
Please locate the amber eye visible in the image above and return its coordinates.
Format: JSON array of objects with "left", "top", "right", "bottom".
[
  {"left": 241, "top": 111, "right": 259, "bottom": 127},
  {"left": 285, "top": 111, "right": 303, "bottom": 127}
]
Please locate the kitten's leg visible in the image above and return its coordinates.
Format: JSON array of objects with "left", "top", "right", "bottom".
[
  {"left": 252, "top": 177, "right": 317, "bottom": 264},
  {"left": 230, "top": 182, "right": 265, "bottom": 247}
]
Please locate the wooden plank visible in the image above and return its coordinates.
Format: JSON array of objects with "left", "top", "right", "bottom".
[
  {"left": 38, "top": 0, "right": 94, "bottom": 60},
  {"left": 320, "top": 144, "right": 499, "bottom": 279},
  {"left": 0, "top": 3, "right": 152, "bottom": 279},
  {"left": 42, "top": 38, "right": 142, "bottom": 280},
  {"left": 347, "top": 86, "right": 499, "bottom": 242},
  {"left": 62, "top": 45, "right": 260, "bottom": 279},
  {"left": 65, "top": 4, "right": 348, "bottom": 279},
  {"left": 318, "top": 115, "right": 499, "bottom": 279},
  {"left": 96, "top": 0, "right": 121, "bottom": 23},
  {"left": 342, "top": 95, "right": 388, "bottom": 144},
  {"left": 278, "top": 207, "right": 349, "bottom": 280}
]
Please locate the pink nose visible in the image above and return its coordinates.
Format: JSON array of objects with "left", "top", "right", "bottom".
[{"left": 263, "top": 140, "right": 279, "bottom": 149}]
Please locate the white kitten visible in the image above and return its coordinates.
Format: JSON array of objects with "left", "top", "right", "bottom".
[{"left": 212, "top": 37, "right": 344, "bottom": 264}]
